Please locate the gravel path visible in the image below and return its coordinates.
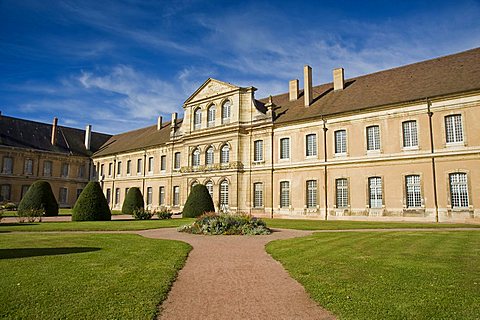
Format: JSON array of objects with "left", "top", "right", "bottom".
[{"left": 138, "top": 228, "right": 336, "bottom": 320}]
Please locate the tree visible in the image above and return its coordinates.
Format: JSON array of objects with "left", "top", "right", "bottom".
[
  {"left": 122, "top": 187, "right": 144, "bottom": 214},
  {"left": 72, "top": 182, "right": 111, "bottom": 221},
  {"left": 18, "top": 180, "right": 58, "bottom": 216},
  {"left": 183, "top": 184, "right": 215, "bottom": 218}
]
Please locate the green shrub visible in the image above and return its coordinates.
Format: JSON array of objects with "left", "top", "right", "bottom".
[
  {"left": 18, "top": 180, "right": 58, "bottom": 216},
  {"left": 156, "top": 207, "right": 173, "bottom": 220},
  {"left": 122, "top": 187, "right": 144, "bottom": 214},
  {"left": 132, "top": 208, "right": 153, "bottom": 220},
  {"left": 72, "top": 182, "right": 111, "bottom": 221},
  {"left": 182, "top": 184, "right": 215, "bottom": 218},
  {"left": 17, "top": 208, "right": 43, "bottom": 223},
  {"left": 178, "top": 213, "right": 271, "bottom": 235},
  {"left": 1, "top": 201, "right": 17, "bottom": 211}
]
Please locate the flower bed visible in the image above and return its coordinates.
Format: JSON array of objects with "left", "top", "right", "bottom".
[{"left": 178, "top": 212, "right": 271, "bottom": 235}]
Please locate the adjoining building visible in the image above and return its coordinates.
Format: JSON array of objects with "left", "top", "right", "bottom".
[
  {"left": 92, "top": 47, "right": 480, "bottom": 222},
  {"left": 0, "top": 115, "right": 111, "bottom": 207}
]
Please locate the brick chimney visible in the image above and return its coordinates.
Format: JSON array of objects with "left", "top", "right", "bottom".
[
  {"left": 170, "top": 112, "right": 177, "bottom": 136},
  {"left": 333, "top": 68, "right": 345, "bottom": 91},
  {"left": 85, "top": 125, "right": 92, "bottom": 150},
  {"left": 304, "top": 65, "right": 312, "bottom": 107},
  {"left": 157, "top": 116, "right": 163, "bottom": 130},
  {"left": 51, "top": 117, "right": 58, "bottom": 145},
  {"left": 289, "top": 79, "right": 299, "bottom": 101}
]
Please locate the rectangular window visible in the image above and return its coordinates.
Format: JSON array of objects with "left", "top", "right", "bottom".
[
  {"left": 402, "top": 121, "right": 418, "bottom": 148},
  {"left": 0, "top": 184, "right": 11, "bottom": 201},
  {"left": 254, "top": 140, "right": 263, "bottom": 162},
  {"left": 59, "top": 187, "right": 68, "bottom": 204},
  {"left": 253, "top": 183, "right": 263, "bottom": 208},
  {"left": 100, "top": 163, "right": 104, "bottom": 176},
  {"left": 44, "top": 161, "right": 53, "bottom": 177},
  {"left": 306, "top": 134, "right": 317, "bottom": 157},
  {"left": 21, "top": 185, "right": 30, "bottom": 199},
  {"left": 280, "top": 138, "right": 290, "bottom": 159},
  {"left": 2, "top": 156, "right": 13, "bottom": 174},
  {"left": 160, "top": 155, "right": 166, "bottom": 171},
  {"left": 137, "top": 158, "right": 142, "bottom": 174},
  {"left": 76, "top": 188, "right": 83, "bottom": 200},
  {"left": 24, "top": 159, "right": 33, "bottom": 175},
  {"left": 336, "top": 178, "right": 349, "bottom": 208},
  {"left": 369, "top": 177, "right": 383, "bottom": 208},
  {"left": 126, "top": 160, "right": 131, "bottom": 175},
  {"left": 62, "top": 163, "right": 69, "bottom": 178},
  {"left": 147, "top": 187, "right": 153, "bottom": 205},
  {"left": 335, "top": 130, "right": 347, "bottom": 154},
  {"left": 117, "top": 161, "right": 122, "bottom": 176},
  {"left": 450, "top": 173, "right": 469, "bottom": 208},
  {"left": 108, "top": 162, "right": 112, "bottom": 176},
  {"left": 159, "top": 186, "right": 165, "bottom": 205},
  {"left": 148, "top": 157, "right": 154, "bottom": 173},
  {"left": 115, "top": 188, "right": 120, "bottom": 205},
  {"left": 174, "top": 152, "right": 181, "bottom": 169},
  {"left": 106, "top": 188, "right": 111, "bottom": 204},
  {"left": 78, "top": 164, "right": 85, "bottom": 178},
  {"left": 306, "top": 180, "right": 317, "bottom": 208},
  {"left": 366, "top": 125, "right": 380, "bottom": 151},
  {"left": 406, "top": 175, "right": 422, "bottom": 208},
  {"left": 445, "top": 114, "right": 463, "bottom": 143},
  {"left": 280, "top": 181, "right": 290, "bottom": 208},
  {"left": 173, "top": 186, "right": 180, "bottom": 206}
]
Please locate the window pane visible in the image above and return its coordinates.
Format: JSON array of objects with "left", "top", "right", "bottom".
[
  {"left": 406, "top": 175, "right": 422, "bottom": 207},
  {"left": 221, "top": 145, "right": 230, "bottom": 163},
  {"left": 161, "top": 155, "right": 166, "bottom": 171},
  {"left": 192, "top": 149, "right": 200, "bottom": 166},
  {"left": 173, "top": 186, "right": 180, "bottom": 206},
  {"left": 174, "top": 153, "right": 181, "bottom": 169},
  {"left": 220, "top": 180, "right": 229, "bottom": 207},
  {"left": 367, "top": 126, "right": 380, "bottom": 151},
  {"left": 306, "top": 180, "right": 317, "bottom": 208},
  {"left": 159, "top": 186, "right": 165, "bottom": 205},
  {"left": 208, "top": 106, "right": 216, "bottom": 127},
  {"left": 194, "top": 108, "right": 202, "bottom": 130},
  {"left": 147, "top": 187, "right": 152, "bottom": 205},
  {"left": 115, "top": 188, "right": 120, "bottom": 205},
  {"left": 222, "top": 101, "right": 231, "bottom": 122},
  {"left": 336, "top": 178, "right": 348, "bottom": 208},
  {"left": 280, "top": 181, "right": 290, "bottom": 208},
  {"left": 450, "top": 173, "right": 469, "bottom": 208},
  {"left": 369, "top": 177, "right": 382, "bottom": 208},
  {"left": 254, "top": 183, "right": 263, "bottom": 207},
  {"left": 280, "top": 138, "right": 290, "bottom": 159},
  {"left": 402, "top": 121, "right": 418, "bottom": 148},
  {"left": 2, "top": 157, "right": 13, "bottom": 174},
  {"left": 445, "top": 115, "right": 463, "bottom": 143},
  {"left": 254, "top": 140, "right": 263, "bottom": 161},
  {"left": 335, "top": 130, "right": 347, "bottom": 154},
  {"left": 206, "top": 147, "right": 214, "bottom": 165},
  {"left": 205, "top": 181, "right": 213, "bottom": 199},
  {"left": 306, "top": 134, "right": 317, "bottom": 156}
]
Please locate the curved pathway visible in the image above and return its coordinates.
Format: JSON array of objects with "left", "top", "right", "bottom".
[{"left": 138, "top": 228, "right": 336, "bottom": 320}]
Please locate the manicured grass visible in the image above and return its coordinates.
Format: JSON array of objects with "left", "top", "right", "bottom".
[
  {"left": 0, "top": 218, "right": 195, "bottom": 232},
  {"left": 264, "top": 218, "right": 480, "bottom": 230},
  {"left": 267, "top": 231, "right": 480, "bottom": 320},
  {"left": 2, "top": 208, "right": 123, "bottom": 217},
  {"left": 0, "top": 233, "right": 191, "bottom": 319}
]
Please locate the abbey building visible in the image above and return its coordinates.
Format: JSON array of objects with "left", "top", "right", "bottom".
[{"left": 2, "top": 47, "right": 480, "bottom": 222}]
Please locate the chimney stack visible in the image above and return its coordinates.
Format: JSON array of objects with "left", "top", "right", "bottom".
[
  {"left": 51, "top": 117, "right": 58, "bottom": 145},
  {"left": 85, "top": 125, "right": 92, "bottom": 150},
  {"left": 289, "top": 79, "right": 299, "bottom": 101},
  {"left": 170, "top": 112, "right": 177, "bottom": 136},
  {"left": 304, "top": 65, "right": 313, "bottom": 107},
  {"left": 333, "top": 68, "right": 345, "bottom": 91},
  {"left": 157, "top": 116, "right": 163, "bottom": 130}
]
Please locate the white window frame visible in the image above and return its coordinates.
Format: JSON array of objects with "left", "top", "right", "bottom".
[
  {"left": 334, "top": 130, "right": 347, "bottom": 155},
  {"left": 449, "top": 172, "right": 469, "bottom": 208},
  {"left": 253, "top": 182, "right": 263, "bottom": 208},
  {"left": 405, "top": 175, "right": 422, "bottom": 208},
  {"left": 116, "top": 161, "right": 122, "bottom": 176},
  {"left": 148, "top": 157, "right": 154, "bottom": 174},
  {"left": 369, "top": 177, "right": 383, "bottom": 208},
  {"left": 220, "top": 180, "right": 229, "bottom": 208},
  {"left": 192, "top": 148, "right": 201, "bottom": 167},
  {"left": 220, "top": 144, "right": 230, "bottom": 164},
  {"left": 174, "top": 152, "right": 181, "bottom": 169},
  {"left": 402, "top": 120, "right": 418, "bottom": 149},
  {"left": 306, "top": 180, "right": 317, "bottom": 208},
  {"left": 146, "top": 187, "right": 153, "bottom": 205},
  {"left": 193, "top": 108, "right": 202, "bottom": 130},
  {"left": 115, "top": 188, "right": 121, "bottom": 205},
  {"left": 279, "top": 137, "right": 290, "bottom": 160},
  {"left": 160, "top": 155, "right": 167, "bottom": 171},
  {"left": 280, "top": 181, "right": 290, "bottom": 208},
  {"left": 366, "top": 125, "right": 381, "bottom": 152},
  {"left": 24, "top": 159, "right": 33, "bottom": 175},
  {"left": 305, "top": 134, "right": 317, "bottom": 157},
  {"left": 254, "top": 140, "right": 263, "bottom": 162},
  {"left": 205, "top": 181, "right": 214, "bottom": 199},
  {"left": 159, "top": 186, "right": 165, "bottom": 205},
  {"left": 206, "top": 147, "right": 214, "bottom": 165},
  {"left": 173, "top": 186, "right": 180, "bottom": 206},
  {"left": 222, "top": 100, "right": 231, "bottom": 124},
  {"left": 336, "top": 178, "right": 348, "bottom": 208},
  {"left": 445, "top": 114, "right": 464, "bottom": 145},
  {"left": 207, "top": 105, "right": 216, "bottom": 127},
  {"left": 2, "top": 156, "right": 13, "bottom": 174}
]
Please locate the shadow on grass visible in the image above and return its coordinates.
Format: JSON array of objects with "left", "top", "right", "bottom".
[{"left": 0, "top": 247, "right": 101, "bottom": 259}]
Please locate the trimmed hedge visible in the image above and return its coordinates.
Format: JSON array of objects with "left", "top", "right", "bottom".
[
  {"left": 122, "top": 187, "right": 144, "bottom": 214},
  {"left": 72, "top": 182, "right": 111, "bottom": 221},
  {"left": 182, "top": 184, "right": 215, "bottom": 218},
  {"left": 18, "top": 180, "right": 58, "bottom": 216}
]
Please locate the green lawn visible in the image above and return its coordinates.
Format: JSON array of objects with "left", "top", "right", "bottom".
[
  {"left": 0, "top": 218, "right": 194, "bottom": 232},
  {"left": 2, "top": 208, "right": 123, "bottom": 217},
  {"left": 264, "top": 218, "right": 480, "bottom": 230},
  {"left": 267, "top": 231, "right": 480, "bottom": 320},
  {"left": 0, "top": 233, "right": 191, "bottom": 319}
]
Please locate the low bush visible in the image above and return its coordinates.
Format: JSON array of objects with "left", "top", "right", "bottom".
[
  {"left": 178, "top": 212, "right": 271, "bottom": 235},
  {"left": 18, "top": 181, "right": 58, "bottom": 216},
  {"left": 182, "top": 184, "right": 215, "bottom": 218},
  {"left": 132, "top": 208, "right": 153, "bottom": 220},
  {"left": 72, "top": 182, "right": 111, "bottom": 221},
  {"left": 156, "top": 207, "right": 173, "bottom": 220},
  {"left": 1, "top": 201, "right": 17, "bottom": 211},
  {"left": 17, "top": 209, "right": 43, "bottom": 223},
  {"left": 122, "top": 188, "right": 144, "bottom": 214}
]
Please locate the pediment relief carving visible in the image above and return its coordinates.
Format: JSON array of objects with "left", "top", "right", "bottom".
[{"left": 185, "top": 79, "right": 238, "bottom": 104}]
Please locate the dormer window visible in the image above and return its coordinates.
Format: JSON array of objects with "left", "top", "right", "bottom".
[
  {"left": 194, "top": 108, "right": 202, "bottom": 130},
  {"left": 222, "top": 101, "right": 231, "bottom": 124},
  {"left": 207, "top": 105, "right": 216, "bottom": 127}
]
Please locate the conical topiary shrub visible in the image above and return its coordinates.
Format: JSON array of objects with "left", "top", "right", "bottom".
[
  {"left": 18, "top": 180, "right": 59, "bottom": 216},
  {"left": 72, "top": 182, "right": 111, "bottom": 221},
  {"left": 122, "top": 187, "right": 144, "bottom": 214},
  {"left": 182, "top": 184, "right": 215, "bottom": 218}
]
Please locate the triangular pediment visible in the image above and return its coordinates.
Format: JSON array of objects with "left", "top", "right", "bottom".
[{"left": 184, "top": 78, "right": 239, "bottom": 104}]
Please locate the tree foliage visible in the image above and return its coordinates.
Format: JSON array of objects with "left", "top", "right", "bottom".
[{"left": 72, "top": 182, "right": 111, "bottom": 221}]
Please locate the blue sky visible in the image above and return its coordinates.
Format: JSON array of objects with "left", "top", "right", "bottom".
[{"left": 1, "top": 1, "right": 479, "bottom": 134}]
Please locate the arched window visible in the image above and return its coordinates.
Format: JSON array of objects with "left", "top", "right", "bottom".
[
  {"left": 192, "top": 148, "right": 200, "bottom": 167},
  {"left": 222, "top": 100, "right": 231, "bottom": 123},
  {"left": 193, "top": 108, "right": 202, "bottom": 130},
  {"left": 205, "top": 180, "right": 214, "bottom": 199},
  {"left": 206, "top": 146, "right": 214, "bottom": 165},
  {"left": 220, "top": 180, "right": 229, "bottom": 208},
  {"left": 191, "top": 180, "right": 199, "bottom": 191},
  {"left": 207, "top": 105, "right": 216, "bottom": 127},
  {"left": 220, "top": 144, "right": 230, "bottom": 164}
]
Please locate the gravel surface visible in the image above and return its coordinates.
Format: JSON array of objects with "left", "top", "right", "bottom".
[{"left": 138, "top": 228, "right": 336, "bottom": 320}]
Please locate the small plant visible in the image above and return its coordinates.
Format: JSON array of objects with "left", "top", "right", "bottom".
[
  {"left": 132, "top": 208, "right": 153, "bottom": 220},
  {"left": 1, "top": 201, "right": 17, "bottom": 211},
  {"left": 178, "top": 213, "right": 271, "bottom": 235},
  {"left": 122, "top": 188, "right": 144, "bottom": 214},
  {"left": 17, "top": 208, "right": 44, "bottom": 223},
  {"left": 156, "top": 207, "right": 173, "bottom": 220}
]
